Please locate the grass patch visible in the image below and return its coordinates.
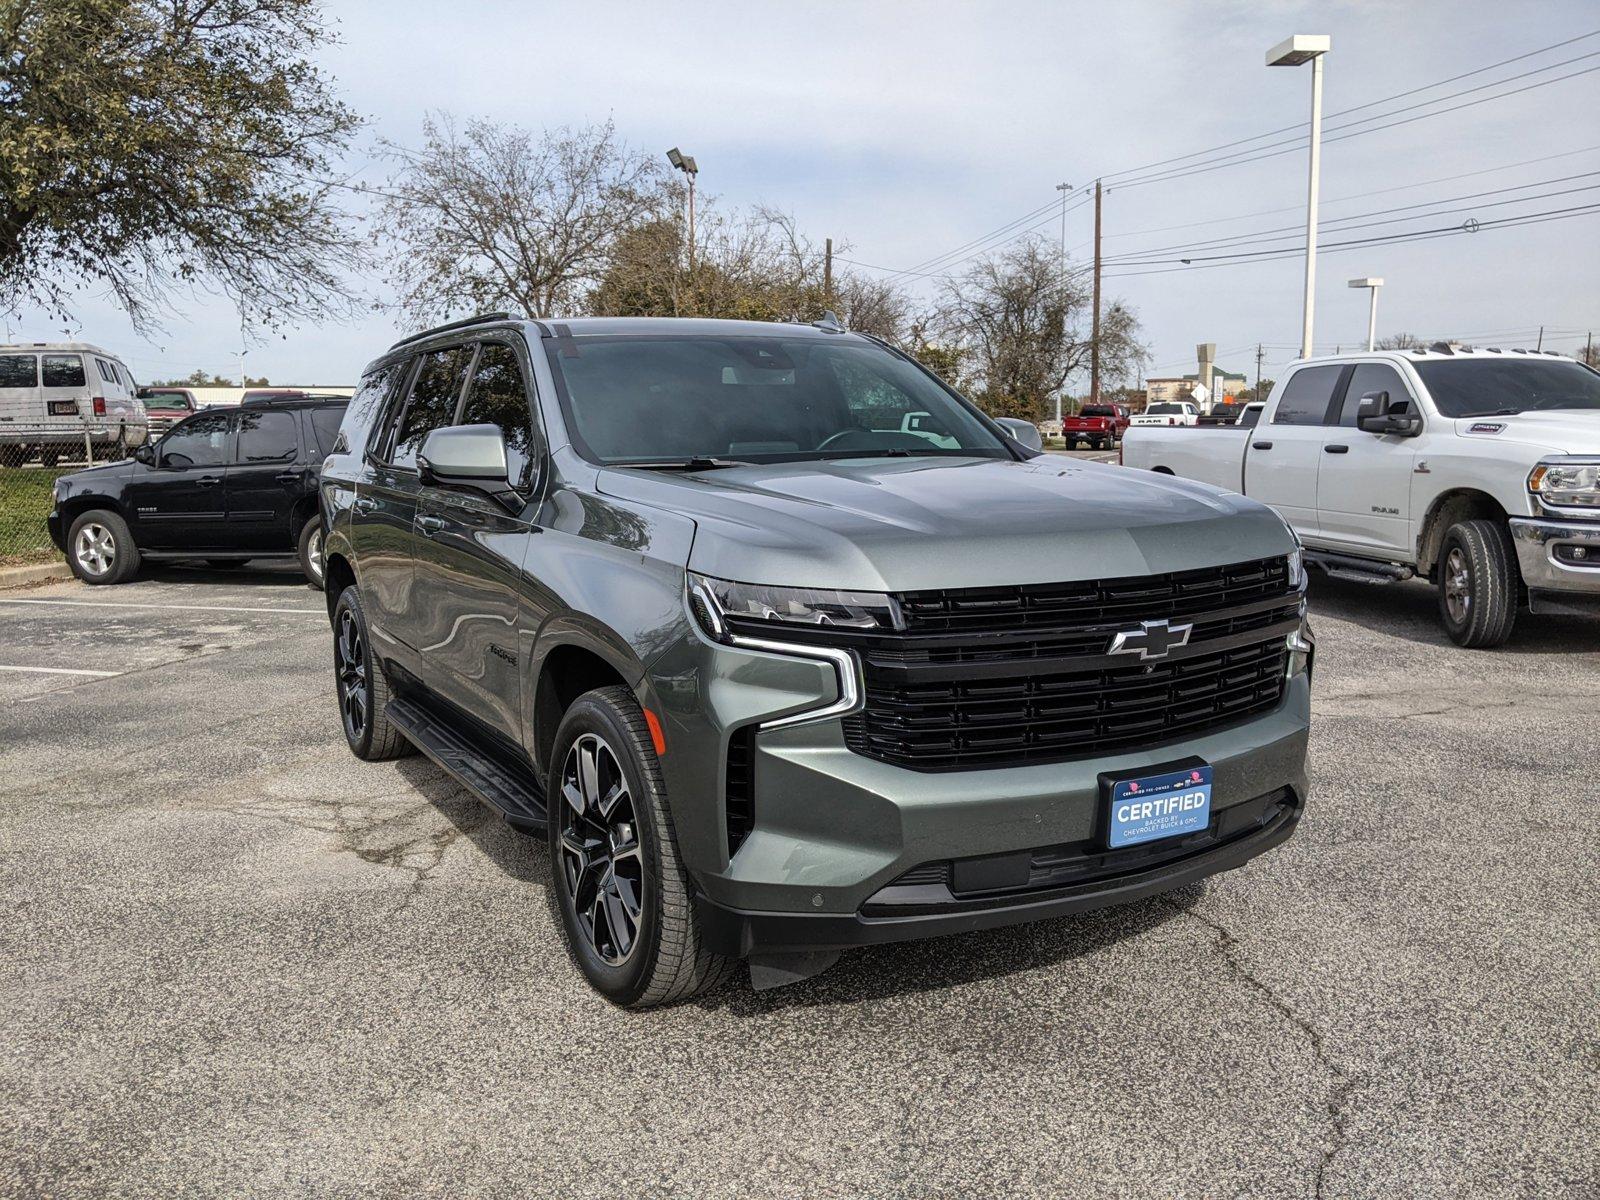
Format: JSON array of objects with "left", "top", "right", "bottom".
[{"left": 0, "top": 469, "right": 67, "bottom": 564}]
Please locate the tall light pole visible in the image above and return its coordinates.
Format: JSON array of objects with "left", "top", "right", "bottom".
[
  {"left": 666, "top": 147, "right": 699, "bottom": 272},
  {"left": 1268, "top": 34, "right": 1331, "bottom": 360},
  {"left": 1055, "top": 182, "right": 1073, "bottom": 262},
  {"left": 1348, "top": 277, "right": 1384, "bottom": 351}
]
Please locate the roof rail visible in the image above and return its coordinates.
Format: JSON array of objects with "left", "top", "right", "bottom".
[{"left": 389, "top": 311, "right": 517, "bottom": 351}]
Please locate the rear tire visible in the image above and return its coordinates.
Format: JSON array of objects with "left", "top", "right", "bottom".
[
  {"left": 548, "top": 685, "right": 734, "bottom": 1009},
  {"left": 1437, "top": 519, "right": 1518, "bottom": 649},
  {"left": 332, "top": 585, "right": 413, "bottom": 760},
  {"left": 67, "top": 509, "right": 140, "bottom": 585},
  {"left": 298, "top": 517, "right": 325, "bottom": 590}
]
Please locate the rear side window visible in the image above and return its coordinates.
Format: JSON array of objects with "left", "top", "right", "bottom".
[
  {"left": 308, "top": 404, "right": 347, "bottom": 455},
  {"left": 1339, "top": 364, "right": 1412, "bottom": 426},
  {"left": 392, "top": 347, "right": 470, "bottom": 468},
  {"left": 160, "top": 411, "right": 233, "bottom": 468},
  {"left": 0, "top": 355, "right": 36, "bottom": 388},
  {"left": 1273, "top": 366, "right": 1344, "bottom": 426},
  {"left": 1237, "top": 406, "right": 1262, "bottom": 429},
  {"left": 459, "top": 343, "right": 535, "bottom": 483},
  {"left": 115, "top": 363, "right": 136, "bottom": 390},
  {"left": 43, "top": 355, "right": 87, "bottom": 388},
  {"left": 95, "top": 358, "right": 116, "bottom": 383},
  {"left": 235, "top": 409, "right": 300, "bottom": 462}
]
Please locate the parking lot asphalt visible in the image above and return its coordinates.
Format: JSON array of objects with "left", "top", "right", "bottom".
[{"left": 1, "top": 561, "right": 1596, "bottom": 1199}]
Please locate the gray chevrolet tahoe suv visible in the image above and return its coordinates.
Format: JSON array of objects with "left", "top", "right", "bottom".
[{"left": 321, "top": 314, "right": 1314, "bottom": 1007}]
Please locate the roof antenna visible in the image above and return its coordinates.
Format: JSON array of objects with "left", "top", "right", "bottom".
[{"left": 812, "top": 310, "right": 844, "bottom": 333}]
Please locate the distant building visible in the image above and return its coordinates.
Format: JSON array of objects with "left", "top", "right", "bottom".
[{"left": 1145, "top": 370, "right": 1248, "bottom": 407}]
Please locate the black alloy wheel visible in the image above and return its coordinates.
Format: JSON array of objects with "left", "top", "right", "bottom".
[{"left": 558, "top": 732, "right": 645, "bottom": 967}]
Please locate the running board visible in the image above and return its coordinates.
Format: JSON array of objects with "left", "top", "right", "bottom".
[
  {"left": 386, "top": 696, "right": 548, "bottom": 832},
  {"left": 1304, "top": 550, "right": 1415, "bottom": 586}
]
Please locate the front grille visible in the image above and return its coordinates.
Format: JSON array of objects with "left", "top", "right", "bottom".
[
  {"left": 844, "top": 638, "right": 1289, "bottom": 770},
  {"left": 788, "top": 555, "right": 1302, "bottom": 773}
]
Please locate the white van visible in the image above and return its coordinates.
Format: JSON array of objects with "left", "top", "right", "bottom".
[{"left": 0, "top": 342, "right": 150, "bottom": 465}]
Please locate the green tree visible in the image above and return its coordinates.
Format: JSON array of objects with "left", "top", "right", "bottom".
[{"left": 0, "top": 0, "right": 363, "bottom": 331}]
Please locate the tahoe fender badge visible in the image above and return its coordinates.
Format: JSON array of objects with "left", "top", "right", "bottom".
[{"left": 1108, "top": 619, "right": 1193, "bottom": 660}]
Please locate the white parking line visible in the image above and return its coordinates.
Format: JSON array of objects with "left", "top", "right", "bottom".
[
  {"left": 0, "top": 665, "right": 122, "bottom": 678},
  {"left": 0, "top": 598, "right": 323, "bottom": 616}
]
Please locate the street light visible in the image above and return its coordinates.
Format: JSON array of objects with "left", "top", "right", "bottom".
[
  {"left": 666, "top": 147, "right": 699, "bottom": 271},
  {"left": 1348, "top": 277, "right": 1384, "bottom": 351},
  {"left": 1268, "top": 33, "right": 1331, "bottom": 360}
]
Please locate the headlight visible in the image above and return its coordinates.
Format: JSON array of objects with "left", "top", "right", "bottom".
[
  {"left": 1528, "top": 458, "right": 1600, "bottom": 511},
  {"left": 1287, "top": 547, "right": 1305, "bottom": 590},
  {"left": 1286, "top": 623, "right": 1315, "bottom": 679},
  {"left": 689, "top": 573, "right": 903, "bottom": 641}
]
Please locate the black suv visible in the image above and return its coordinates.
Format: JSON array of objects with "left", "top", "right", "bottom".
[{"left": 48, "top": 395, "right": 346, "bottom": 587}]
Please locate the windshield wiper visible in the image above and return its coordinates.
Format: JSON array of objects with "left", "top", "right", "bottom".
[{"left": 616, "top": 456, "right": 751, "bottom": 471}]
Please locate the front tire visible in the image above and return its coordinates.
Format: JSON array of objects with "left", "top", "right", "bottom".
[
  {"left": 1438, "top": 519, "right": 1518, "bottom": 648},
  {"left": 332, "top": 586, "right": 412, "bottom": 760},
  {"left": 67, "top": 509, "right": 140, "bottom": 585},
  {"left": 548, "top": 686, "right": 733, "bottom": 1008},
  {"left": 298, "top": 517, "right": 325, "bottom": 590}
]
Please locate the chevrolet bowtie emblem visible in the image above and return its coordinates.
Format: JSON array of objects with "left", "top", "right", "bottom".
[{"left": 1108, "top": 619, "right": 1193, "bottom": 660}]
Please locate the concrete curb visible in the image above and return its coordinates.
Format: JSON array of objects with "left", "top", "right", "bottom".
[{"left": 0, "top": 561, "right": 71, "bottom": 590}]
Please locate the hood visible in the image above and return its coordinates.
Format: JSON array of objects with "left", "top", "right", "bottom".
[
  {"left": 597, "top": 456, "right": 1295, "bottom": 591},
  {"left": 59, "top": 458, "right": 139, "bottom": 487},
  {"left": 1453, "top": 411, "right": 1600, "bottom": 455}
]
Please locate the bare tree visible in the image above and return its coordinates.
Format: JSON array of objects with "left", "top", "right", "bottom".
[
  {"left": 376, "top": 116, "right": 667, "bottom": 321},
  {"left": 936, "top": 237, "right": 1147, "bottom": 421}
]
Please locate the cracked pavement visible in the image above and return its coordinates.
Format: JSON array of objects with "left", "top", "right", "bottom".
[{"left": 1, "top": 564, "right": 1596, "bottom": 1198}]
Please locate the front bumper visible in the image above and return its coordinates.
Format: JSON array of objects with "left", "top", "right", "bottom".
[{"left": 1509, "top": 516, "right": 1600, "bottom": 612}]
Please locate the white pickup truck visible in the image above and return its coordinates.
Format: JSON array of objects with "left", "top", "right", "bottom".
[
  {"left": 1122, "top": 348, "right": 1600, "bottom": 647},
  {"left": 1130, "top": 400, "right": 1200, "bottom": 427}
]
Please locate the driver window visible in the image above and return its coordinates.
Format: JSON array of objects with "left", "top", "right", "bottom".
[
  {"left": 1340, "top": 364, "right": 1414, "bottom": 427},
  {"left": 159, "top": 411, "right": 233, "bottom": 468},
  {"left": 458, "top": 342, "right": 536, "bottom": 485}
]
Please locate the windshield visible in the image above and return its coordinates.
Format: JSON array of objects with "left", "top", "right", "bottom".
[
  {"left": 544, "top": 335, "right": 1009, "bottom": 464},
  {"left": 142, "top": 392, "right": 186, "bottom": 411},
  {"left": 1413, "top": 359, "right": 1600, "bottom": 418}
]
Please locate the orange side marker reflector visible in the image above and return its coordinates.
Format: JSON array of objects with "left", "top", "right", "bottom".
[{"left": 643, "top": 708, "right": 667, "bottom": 757}]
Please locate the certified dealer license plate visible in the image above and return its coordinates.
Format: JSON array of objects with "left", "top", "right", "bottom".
[{"left": 1108, "top": 765, "right": 1213, "bottom": 849}]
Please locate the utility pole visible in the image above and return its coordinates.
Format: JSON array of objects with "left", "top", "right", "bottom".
[
  {"left": 1586, "top": 330, "right": 1593, "bottom": 365},
  {"left": 1255, "top": 343, "right": 1264, "bottom": 401},
  {"left": 1091, "top": 179, "right": 1103, "bottom": 404},
  {"left": 824, "top": 238, "right": 833, "bottom": 302},
  {"left": 1537, "top": 324, "right": 1544, "bottom": 351},
  {"left": 1055, "top": 182, "right": 1072, "bottom": 263}
]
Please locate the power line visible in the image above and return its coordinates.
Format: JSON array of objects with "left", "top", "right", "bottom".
[
  {"left": 1103, "top": 201, "right": 1600, "bottom": 277},
  {"left": 1099, "top": 30, "right": 1600, "bottom": 183},
  {"left": 1110, "top": 58, "right": 1600, "bottom": 192}
]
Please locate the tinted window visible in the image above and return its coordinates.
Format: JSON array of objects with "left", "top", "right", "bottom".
[
  {"left": 0, "top": 355, "right": 36, "bottom": 388},
  {"left": 1412, "top": 358, "right": 1600, "bottom": 418},
  {"left": 459, "top": 343, "right": 535, "bottom": 483},
  {"left": 235, "top": 409, "right": 299, "bottom": 462},
  {"left": 1273, "top": 366, "right": 1344, "bottom": 426},
  {"left": 1340, "top": 364, "right": 1412, "bottom": 427},
  {"left": 1080, "top": 405, "right": 1115, "bottom": 418},
  {"left": 345, "top": 361, "right": 405, "bottom": 458},
  {"left": 546, "top": 336, "right": 1006, "bottom": 464},
  {"left": 1148, "top": 403, "right": 1184, "bottom": 414},
  {"left": 392, "top": 347, "right": 469, "bottom": 468},
  {"left": 308, "top": 404, "right": 347, "bottom": 455},
  {"left": 42, "top": 355, "right": 87, "bottom": 388},
  {"left": 160, "top": 411, "right": 232, "bottom": 468},
  {"left": 94, "top": 358, "right": 115, "bottom": 383},
  {"left": 142, "top": 390, "right": 190, "bottom": 412}
]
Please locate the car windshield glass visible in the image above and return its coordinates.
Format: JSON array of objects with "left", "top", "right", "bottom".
[
  {"left": 544, "top": 335, "right": 1008, "bottom": 464},
  {"left": 1413, "top": 359, "right": 1600, "bottom": 417},
  {"left": 142, "top": 393, "right": 184, "bottom": 410}
]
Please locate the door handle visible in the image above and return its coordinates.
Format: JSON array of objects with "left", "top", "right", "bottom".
[
  {"left": 353, "top": 497, "right": 377, "bottom": 513},
  {"left": 195, "top": 475, "right": 220, "bottom": 487},
  {"left": 416, "top": 515, "right": 446, "bottom": 534},
  {"left": 275, "top": 471, "right": 300, "bottom": 483},
  {"left": 1324, "top": 444, "right": 1350, "bottom": 454},
  {"left": 1252, "top": 441, "right": 1273, "bottom": 450}
]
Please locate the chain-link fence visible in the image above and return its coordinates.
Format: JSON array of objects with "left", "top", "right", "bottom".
[{"left": 1, "top": 421, "right": 140, "bottom": 565}]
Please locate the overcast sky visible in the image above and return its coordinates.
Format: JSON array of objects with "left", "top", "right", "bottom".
[{"left": 12, "top": 0, "right": 1600, "bottom": 388}]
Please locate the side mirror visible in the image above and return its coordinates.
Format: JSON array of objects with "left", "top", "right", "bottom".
[
  {"left": 994, "top": 417, "right": 1044, "bottom": 452},
  {"left": 1356, "top": 391, "right": 1423, "bottom": 437},
  {"left": 418, "top": 424, "right": 519, "bottom": 507},
  {"left": 133, "top": 444, "right": 155, "bottom": 466}
]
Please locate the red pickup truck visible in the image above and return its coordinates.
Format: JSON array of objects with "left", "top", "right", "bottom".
[{"left": 1060, "top": 403, "right": 1130, "bottom": 450}]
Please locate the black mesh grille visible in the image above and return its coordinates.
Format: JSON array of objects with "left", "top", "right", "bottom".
[
  {"left": 725, "top": 726, "right": 755, "bottom": 857},
  {"left": 833, "top": 556, "right": 1300, "bottom": 773}
]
